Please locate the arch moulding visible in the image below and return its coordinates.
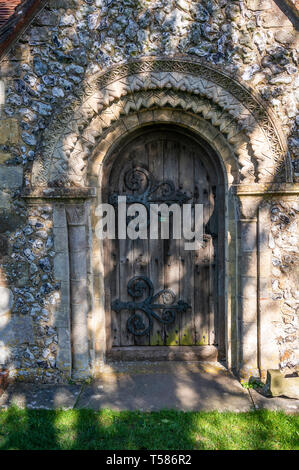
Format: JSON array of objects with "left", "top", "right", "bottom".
[{"left": 28, "top": 56, "right": 290, "bottom": 190}]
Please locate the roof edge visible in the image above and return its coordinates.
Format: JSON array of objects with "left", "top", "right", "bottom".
[{"left": 0, "top": 0, "right": 47, "bottom": 60}]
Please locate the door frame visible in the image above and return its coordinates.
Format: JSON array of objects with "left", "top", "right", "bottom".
[
  {"left": 47, "top": 108, "right": 268, "bottom": 380},
  {"left": 96, "top": 122, "right": 228, "bottom": 365}
]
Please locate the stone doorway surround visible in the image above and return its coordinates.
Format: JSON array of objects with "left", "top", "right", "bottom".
[
  {"left": 22, "top": 57, "right": 295, "bottom": 380},
  {"left": 102, "top": 126, "right": 225, "bottom": 359}
]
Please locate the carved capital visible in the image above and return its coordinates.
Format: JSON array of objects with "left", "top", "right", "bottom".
[
  {"left": 66, "top": 204, "right": 88, "bottom": 226},
  {"left": 238, "top": 195, "right": 262, "bottom": 220}
]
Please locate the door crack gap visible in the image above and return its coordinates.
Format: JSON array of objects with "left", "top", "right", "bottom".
[
  {"left": 73, "top": 383, "right": 86, "bottom": 409},
  {"left": 248, "top": 388, "right": 257, "bottom": 411}
]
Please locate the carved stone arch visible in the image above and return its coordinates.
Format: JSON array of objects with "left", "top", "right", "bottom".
[
  {"left": 49, "top": 91, "right": 251, "bottom": 187},
  {"left": 30, "top": 57, "right": 290, "bottom": 189},
  {"left": 86, "top": 90, "right": 253, "bottom": 185},
  {"left": 88, "top": 107, "right": 239, "bottom": 187}
]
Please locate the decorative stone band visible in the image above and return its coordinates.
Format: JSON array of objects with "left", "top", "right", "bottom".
[
  {"left": 22, "top": 187, "right": 97, "bottom": 199},
  {"left": 21, "top": 183, "right": 299, "bottom": 201},
  {"left": 30, "top": 57, "right": 290, "bottom": 189},
  {"left": 235, "top": 183, "right": 299, "bottom": 196},
  {"left": 235, "top": 183, "right": 299, "bottom": 220}
]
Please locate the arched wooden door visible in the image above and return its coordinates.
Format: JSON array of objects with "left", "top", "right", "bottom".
[{"left": 103, "top": 128, "right": 224, "bottom": 361}]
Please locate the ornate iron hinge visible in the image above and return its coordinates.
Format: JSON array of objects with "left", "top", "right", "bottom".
[
  {"left": 109, "top": 167, "right": 191, "bottom": 210},
  {"left": 111, "top": 276, "right": 190, "bottom": 337}
]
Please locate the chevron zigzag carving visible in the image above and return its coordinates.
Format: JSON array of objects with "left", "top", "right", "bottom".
[{"left": 31, "top": 61, "right": 287, "bottom": 188}]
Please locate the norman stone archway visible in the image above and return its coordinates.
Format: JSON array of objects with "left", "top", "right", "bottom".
[
  {"left": 23, "top": 57, "right": 291, "bottom": 380},
  {"left": 30, "top": 57, "right": 290, "bottom": 188}
]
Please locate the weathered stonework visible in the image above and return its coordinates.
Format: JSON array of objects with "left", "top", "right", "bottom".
[
  {"left": 0, "top": 0, "right": 298, "bottom": 382},
  {"left": 30, "top": 60, "right": 289, "bottom": 187},
  {"left": 0, "top": 202, "right": 64, "bottom": 382},
  {"left": 268, "top": 200, "right": 299, "bottom": 372}
]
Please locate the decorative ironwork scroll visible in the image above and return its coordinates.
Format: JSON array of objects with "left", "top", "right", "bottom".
[
  {"left": 111, "top": 276, "right": 190, "bottom": 336},
  {"left": 109, "top": 167, "right": 191, "bottom": 209}
]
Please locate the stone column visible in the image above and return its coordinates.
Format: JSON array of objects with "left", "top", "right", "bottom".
[
  {"left": 238, "top": 196, "right": 260, "bottom": 378},
  {"left": 53, "top": 205, "right": 72, "bottom": 377},
  {"left": 90, "top": 189, "right": 106, "bottom": 372},
  {"left": 226, "top": 189, "right": 238, "bottom": 372},
  {"left": 66, "top": 204, "right": 90, "bottom": 380},
  {"left": 258, "top": 205, "right": 280, "bottom": 377}
]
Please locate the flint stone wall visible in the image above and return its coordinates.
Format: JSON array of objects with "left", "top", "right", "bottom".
[{"left": 0, "top": 0, "right": 298, "bottom": 382}]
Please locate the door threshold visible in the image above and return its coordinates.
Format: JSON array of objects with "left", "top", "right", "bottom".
[
  {"left": 106, "top": 345, "right": 218, "bottom": 362},
  {"left": 99, "top": 359, "right": 228, "bottom": 378}
]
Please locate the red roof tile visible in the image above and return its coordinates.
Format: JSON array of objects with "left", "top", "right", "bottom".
[{"left": 0, "top": 1, "right": 23, "bottom": 28}]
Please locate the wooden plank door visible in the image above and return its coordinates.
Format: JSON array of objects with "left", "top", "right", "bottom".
[{"left": 105, "top": 129, "right": 219, "bottom": 361}]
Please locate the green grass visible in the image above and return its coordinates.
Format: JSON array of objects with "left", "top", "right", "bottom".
[{"left": 0, "top": 408, "right": 298, "bottom": 450}]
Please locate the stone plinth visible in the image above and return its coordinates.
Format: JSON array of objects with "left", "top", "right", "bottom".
[{"left": 267, "top": 369, "right": 299, "bottom": 399}]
